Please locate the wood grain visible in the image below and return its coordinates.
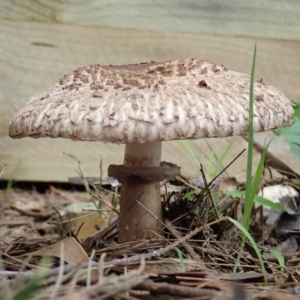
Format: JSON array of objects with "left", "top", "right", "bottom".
[
  {"left": 1, "top": 0, "right": 299, "bottom": 41},
  {"left": 1, "top": 18, "right": 299, "bottom": 182},
  {"left": 2, "top": 20, "right": 299, "bottom": 137}
]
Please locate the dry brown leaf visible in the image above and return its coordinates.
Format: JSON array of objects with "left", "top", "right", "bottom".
[
  {"left": 11, "top": 198, "right": 46, "bottom": 212},
  {"left": 74, "top": 217, "right": 109, "bottom": 239},
  {"left": 28, "top": 237, "right": 89, "bottom": 264},
  {"left": 60, "top": 202, "right": 109, "bottom": 238}
]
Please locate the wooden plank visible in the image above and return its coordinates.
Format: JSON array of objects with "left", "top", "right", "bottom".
[
  {"left": 1, "top": 20, "right": 299, "bottom": 182},
  {"left": 1, "top": 0, "right": 299, "bottom": 41},
  {"left": 2, "top": 131, "right": 300, "bottom": 183}
]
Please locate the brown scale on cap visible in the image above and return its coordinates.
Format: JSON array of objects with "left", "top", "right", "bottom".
[{"left": 9, "top": 59, "right": 294, "bottom": 143}]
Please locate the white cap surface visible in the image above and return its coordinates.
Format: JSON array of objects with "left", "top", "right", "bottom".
[{"left": 9, "top": 59, "right": 294, "bottom": 143}]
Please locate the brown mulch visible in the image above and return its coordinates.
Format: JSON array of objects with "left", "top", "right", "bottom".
[{"left": 1, "top": 155, "right": 300, "bottom": 299}]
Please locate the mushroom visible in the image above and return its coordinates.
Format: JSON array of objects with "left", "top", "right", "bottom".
[{"left": 9, "top": 59, "right": 294, "bottom": 243}]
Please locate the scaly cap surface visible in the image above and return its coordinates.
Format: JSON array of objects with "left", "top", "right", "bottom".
[{"left": 9, "top": 59, "right": 294, "bottom": 143}]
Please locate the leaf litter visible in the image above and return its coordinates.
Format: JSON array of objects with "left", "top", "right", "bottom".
[{"left": 1, "top": 143, "right": 300, "bottom": 299}]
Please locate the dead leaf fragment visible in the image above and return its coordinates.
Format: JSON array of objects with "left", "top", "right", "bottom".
[{"left": 28, "top": 237, "right": 89, "bottom": 264}]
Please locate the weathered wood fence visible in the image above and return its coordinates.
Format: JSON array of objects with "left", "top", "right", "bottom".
[{"left": 1, "top": 1, "right": 299, "bottom": 181}]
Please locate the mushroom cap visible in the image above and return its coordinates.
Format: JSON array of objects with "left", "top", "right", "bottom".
[{"left": 9, "top": 59, "right": 294, "bottom": 143}]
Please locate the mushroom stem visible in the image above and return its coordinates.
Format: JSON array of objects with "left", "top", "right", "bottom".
[
  {"left": 118, "top": 141, "right": 163, "bottom": 242},
  {"left": 123, "top": 141, "right": 162, "bottom": 167}
]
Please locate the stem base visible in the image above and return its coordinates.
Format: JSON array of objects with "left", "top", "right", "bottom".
[{"left": 118, "top": 179, "right": 162, "bottom": 242}]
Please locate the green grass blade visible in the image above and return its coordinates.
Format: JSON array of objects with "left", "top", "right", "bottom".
[
  {"left": 253, "top": 195, "right": 284, "bottom": 210},
  {"left": 182, "top": 190, "right": 197, "bottom": 200},
  {"left": 273, "top": 103, "right": 300, "bottom": 160},
  {"left": 244, "top": 140, "right": 270, "bottom": 229},
  {"left": 224, "top": 191, "right": 284, "bottom": 211},
  {"left": 270, "top": 249, "right": 285, "bottom": 278},
  {"left": 234, "top": 44, "right": 257, "bottom": 272},
  {"left": 243, "top": 44, "right": 256, "bottom": 228},
  {"left": 211, "top": 137, "right": 236, "bottom": 179},
  {"left": 13, "top": 274, "right": 43, "bottom": 300},
  {"left": 169, "top": 246, "right": 186, "bottom": 272},
  {"left": 178, "top": 140, "right": 200, "bottom": 168},
  {"left": 228, "top": 217, "right": 267, "bottom": 282},
  {"left": 207, "top": 148, "right": 215, "bottom": 176}
]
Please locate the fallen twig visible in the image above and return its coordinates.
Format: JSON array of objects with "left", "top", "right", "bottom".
[
  {"left": 243, "top": 136, "right": 299, "bottom": 179},
  {"left": 84, "top": 216, "right": 118, "bottom": 248},
  {"left": 136, "top": 278, "right": 219, "bottom": 298},
  {"left": 4, "top": 217, "right": 226, "bottom": 283}
]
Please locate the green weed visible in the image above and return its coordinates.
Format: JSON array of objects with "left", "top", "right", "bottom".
[{"left": 273, "top": 103, "right": 300, "bottom": 160}]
